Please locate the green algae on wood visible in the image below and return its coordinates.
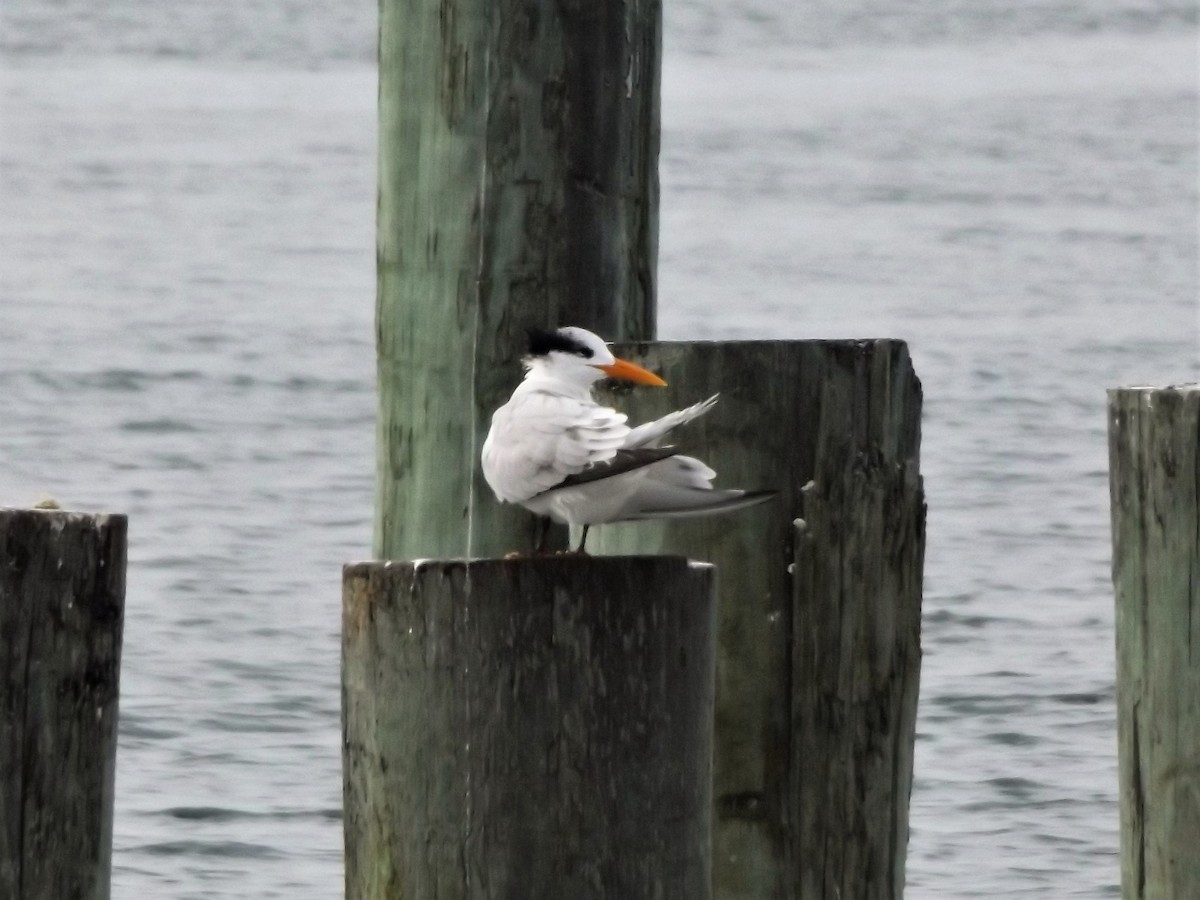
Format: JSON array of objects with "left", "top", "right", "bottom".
[
  {"left": 1108, "top": 384, "right": 1200, "bottom": 900},
  {"left": 375, "top": 0, "right": 661, "bottom": 561},
  {"left": 590, "top": 339, "right": 925, "bottom": 900}
]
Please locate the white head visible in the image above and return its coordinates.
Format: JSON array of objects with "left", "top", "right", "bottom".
[{"left": 522, "top": 326, "right": 666, "bottom": 388}]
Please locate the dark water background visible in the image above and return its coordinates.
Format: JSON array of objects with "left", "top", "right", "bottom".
[{"left": 2, "top": 1, "right": 1196, "bottom": 896}]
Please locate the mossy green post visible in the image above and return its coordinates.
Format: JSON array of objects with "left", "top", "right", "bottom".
[
  {"left": 1108, "top": 385, "right": 1200, "bottom": 900},
  {"left": 591, "top": 340, "right": 925, "bottom": 900},
  {"left": 375, "top": 0, "right": 661, "bottom": 560}
]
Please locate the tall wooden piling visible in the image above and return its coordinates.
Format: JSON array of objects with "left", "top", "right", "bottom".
[
  {"left": 591, "top": 340, "right": 925, "bottom": 900},
  {"left": 0, "top": 508, "right": 127, "bottom": 900},
  {"left": 375, "top": 0, "right": 661, "bottom": 561},
  {"left": 1108, "top": 384, "right": 1200, "bottom": 899},
  {"left": 342, "top": 556, "right": 715, "bottom": 900}
]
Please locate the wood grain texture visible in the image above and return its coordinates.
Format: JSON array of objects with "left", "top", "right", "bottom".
[
  {"left": 1108, "top": 385, "right": 1200, "bottom": 900},
  {"left": 342, "top": 556, "right": 714, "bottom": 900},
  {"left": 375, "top": 0, "right": 660, "bottom": 560},
  {"left": 589, "top": 340, "right": 925, "bottom": 900},
  {"left": 0, "top": 508, "right": 127, "bottom": 900}
]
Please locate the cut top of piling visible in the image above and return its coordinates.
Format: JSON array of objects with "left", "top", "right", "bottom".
[
  {"left": 1, "top": 505, "right": 127, "bottom": 525},
  {"left": 1109, "top": 383, "right": 1200, "bottom": 391},
  {"left": 344, "top": 554, "right": 713, "bottom": 576}
]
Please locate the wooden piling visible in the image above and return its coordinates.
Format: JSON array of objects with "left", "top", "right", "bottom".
[
  {"left": 342, "top": 556, "right": 715, "bottom": 900},
  {"left": 1108, "top": 384, "right": 1200, "bottom": 899},
  {"left": 375, "top": 0, "right": 661, "bottom": 561},
  {"left": 0, "top": 508, "right": 127, "bottom": 900},
  {"left": 590, "top": 340, "right": 925, "bottom": 900}
]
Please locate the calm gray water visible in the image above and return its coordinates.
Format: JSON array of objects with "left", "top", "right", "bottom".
[{"left": 1, "top": 1, "right": 1196, "bottom": 897}]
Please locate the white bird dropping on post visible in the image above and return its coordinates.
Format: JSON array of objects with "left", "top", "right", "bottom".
[{"left": 481, "top": 326, "right": 776, "bottom": 552}]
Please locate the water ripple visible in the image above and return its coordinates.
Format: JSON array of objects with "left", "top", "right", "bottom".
[{"left": 135, "top": 840, "right": 284, "bottom": 859}]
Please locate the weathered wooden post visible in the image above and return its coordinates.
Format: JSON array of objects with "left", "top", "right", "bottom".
[
  {"left": 592, "top": 340, "right": 925, "bottom": 900},
  {"left": 0, "top": 507, "right": 127, "bottom": 900},
  {"left": 342, "top": 556, "right": 715, "bottom": 900},
  {"left": 375, "top": 0, "right": 661, "bottom": 560},
  {"left": 1108, "top": 384, "right": 1200, "bottom": 900}
]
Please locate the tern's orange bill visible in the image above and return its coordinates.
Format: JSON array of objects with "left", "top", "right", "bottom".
[{"left": 597, "top": 358, "right": 667, "bottom": 387}]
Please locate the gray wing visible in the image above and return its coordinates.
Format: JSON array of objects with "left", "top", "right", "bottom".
[
  {"left": 612, "top": 449, "right": 776, "bottom": 521},
  {"left": 542, "top": 446, "right": 680, "bottom": 492}
]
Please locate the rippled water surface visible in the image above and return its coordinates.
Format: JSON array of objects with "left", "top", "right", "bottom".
[{"left": 1, "top": 1, "right": 1196, "bottom": 897}]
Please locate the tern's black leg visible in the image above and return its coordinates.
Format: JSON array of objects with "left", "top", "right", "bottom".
[
  {"left": 574, "top": 525, "right": 590, "bottom": 555},
  {"left": 533, "top": 516, "right": 552, "bottom": 554}
]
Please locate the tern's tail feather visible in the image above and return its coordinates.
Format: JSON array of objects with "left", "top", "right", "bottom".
[{"left": 620, "top": 487, "right": 777, "bottom": 521}]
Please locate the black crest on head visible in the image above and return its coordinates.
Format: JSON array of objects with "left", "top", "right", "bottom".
[{"left": 526, "top": 327, "right": 594, "bottom": 359}]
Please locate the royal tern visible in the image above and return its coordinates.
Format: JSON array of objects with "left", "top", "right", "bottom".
[{"left": 481, "top": 326, "right": 775, "bottom": 552}]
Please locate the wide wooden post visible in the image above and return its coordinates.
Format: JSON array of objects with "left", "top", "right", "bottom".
[
  {"left": 375, "top": 0, "right": 661, "bottom": 560},
  {"left": 0, "top": 508, "right": 127, "bottom": 900},
  {"left": 590, "top": 340, "right": 925, "bottom": 900},
  {"left": 1108, "top": 385, "right": 1200, "bottom": 899},
  {"left": 342, "top": 556, "right": 714, "bottom": 900}
]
